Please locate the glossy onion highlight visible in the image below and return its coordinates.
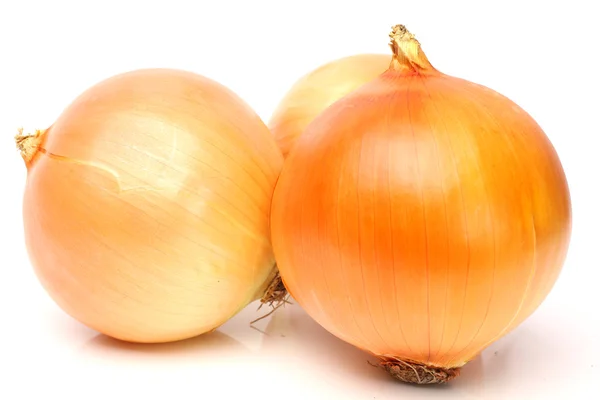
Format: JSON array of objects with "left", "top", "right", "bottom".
[
  {"left": 271, "top": 25, "right": 572, "bottom": 383},
  {"left": 269, "top": 54, "right": 390, "bottom": 157},
  {"left": 18, "top": 69, "right": 283, "bottom": 343}
]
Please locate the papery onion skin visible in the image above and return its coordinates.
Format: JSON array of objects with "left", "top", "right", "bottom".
[
  {"left": 270, "top": 26, "right": 571, "bottom": 383},
  {"left": 19, "top": 68, "right": 283, "bottom": 343},
  {"left": 269, "top": 54, "right": 390, "bottom": 157}
]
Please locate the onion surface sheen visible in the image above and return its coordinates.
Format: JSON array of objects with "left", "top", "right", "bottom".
[
  {"left": 270, "top": 26, "right": 571, "bottom": 383},
  {"left": 18, "top": 68, "right": 283, "bottom": 343},
  {"left": 269, "top": 54, "right": 390, "bottom": 157}
]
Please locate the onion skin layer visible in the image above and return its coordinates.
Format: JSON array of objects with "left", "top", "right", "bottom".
[
  {"left": 20, "top": 69, "right": 283, "bottom": 343},
  {"left": 270, "top": 26, "right": 571, "bottom": 382},
  {"left": 269, "top": 54, "right": 390, "bottom": 157}
]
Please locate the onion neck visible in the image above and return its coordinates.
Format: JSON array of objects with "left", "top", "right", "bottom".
[
  {"left": 15, "top": 128, "right": 46, "bottom": 167},
  {"left": 388, "top": 24, "right": 438, "bottom": 75}
]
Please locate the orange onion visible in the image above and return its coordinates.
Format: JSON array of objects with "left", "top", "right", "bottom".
[
  {"left": 270, "top": 25, "right": 572, "bottom": 384},
  {"left": 16, "top": 68, "right": 284, "bottom": 343},
  {"left": 269, "top": 54, "right": 390, "bottom": 157}
]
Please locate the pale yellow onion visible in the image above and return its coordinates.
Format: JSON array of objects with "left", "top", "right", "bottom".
[
  {"left": 17, "top": 68, "right": 283, "bottom": 343},
  {"left": 268, "top": 54, "right": 390, "bottom": 157}
]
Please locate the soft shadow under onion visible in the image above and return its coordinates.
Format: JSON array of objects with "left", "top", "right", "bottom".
[
  {"left": 79, "top": 329, "right": 251, "bottom": 361},
  {"left": 256, "top": 305, "right": 488, "bottom": 397}
]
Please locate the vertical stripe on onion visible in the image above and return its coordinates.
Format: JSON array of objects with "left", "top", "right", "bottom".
[{"left": 270, "top": 25, "right": 571, "bottom": 384}]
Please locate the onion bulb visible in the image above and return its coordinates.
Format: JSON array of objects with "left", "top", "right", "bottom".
[
  {"left": 269, "top": 54, "right": 390, "bottom": 157},
  {"left": 270, "top": 25, "right": 572, "bottom": 383},
  {"left": 16, "top": 68, "right": 284, "bottom": 343}
]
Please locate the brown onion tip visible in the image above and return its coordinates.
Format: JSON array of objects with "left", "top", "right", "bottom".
[
  {"left": 389, "top": 24, "right": 417, "bottom": 44},
  {"left": 388, "top": 24, "right": 436, "bottom": 73},
  {"left": 15, "top": 127, "right": 45, "bottom": 165},
  {"left": 379, "top": 357, "right": 460, "bottom": 384}
]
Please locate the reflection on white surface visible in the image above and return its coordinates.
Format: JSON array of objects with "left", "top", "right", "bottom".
[{"left": 2, "top": 285, "right": 596, "bottom": 400}]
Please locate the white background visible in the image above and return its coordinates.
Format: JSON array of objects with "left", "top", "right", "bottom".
[{"left": 1, "top": 1, "right": 599, "bottom": 399}]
